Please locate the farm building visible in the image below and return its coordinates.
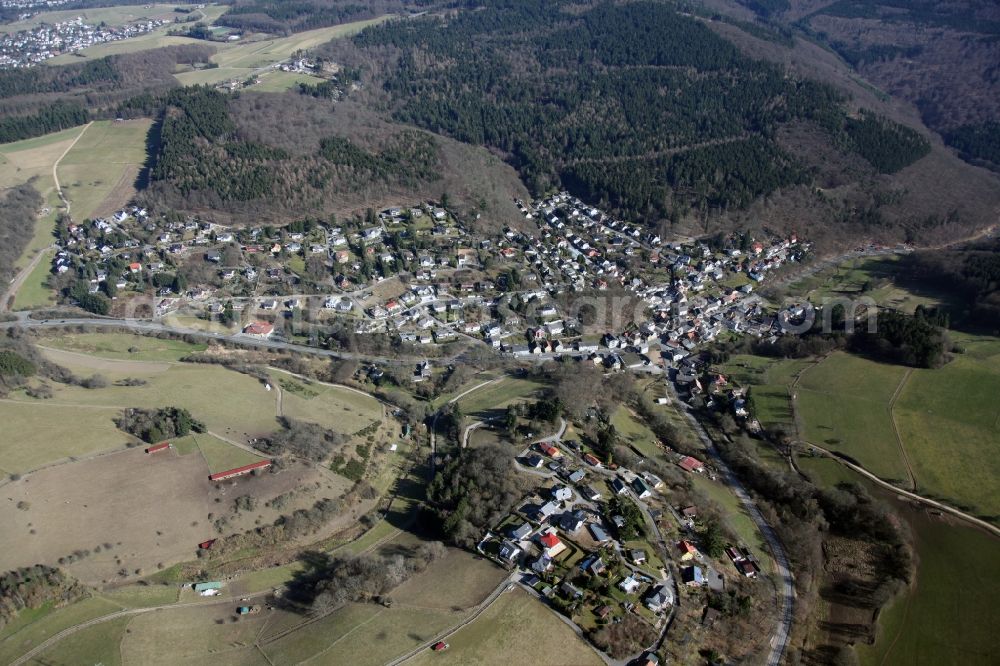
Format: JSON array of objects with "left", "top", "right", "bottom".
[
  {"left": 208, "top": 460, "right": 272, "bottom": 481},
  {"left": 678, "top": 456, "right": 705, "bottom": 473},
  {"left": 145, "top": 442, "right": 171, "bottom": 454},
  {"left": 243, "top": 321, "right": 274, "bottom": 339},
  {"left": 193, "top": 581, "right": 222, "bottom": 592}
]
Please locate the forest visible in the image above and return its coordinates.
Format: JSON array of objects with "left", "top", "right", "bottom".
[
  {"left": 0, "top": 101, "right": 88, "bottom": 143},
  {"left": 427, "top": 445, "right": 528, "bottom": 549},
  {"left": 944, "top": 122, "right": 1000, "bottom": 170},
  {"left": 349, "top": 0, "right": 929, "bottom": 223},
  {"left": 903, "top": 239, "right": 1000, "bottom": 330},
  {"left": 0, "top": 565, "right": 85, "bottom": 630},
  {"left": 147, "top": 86, "right": 442, "bottom": 215},
  {"left": 115, "top": 406, "right": 205, "bottom": 443}
]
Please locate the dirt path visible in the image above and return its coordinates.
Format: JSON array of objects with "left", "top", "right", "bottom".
[
  {"left": 805, "top": 442, "right": 1000, "bottom": 537},
  {"left": 53, "top": 121, "right": 92, "bottom": 216},
  {"left": 887, "top": 368, "right": 917, "bottom": 491}
]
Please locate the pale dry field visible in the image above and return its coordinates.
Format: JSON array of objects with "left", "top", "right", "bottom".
[{"left": 0, "top": 449, "right": 332, "bottom": 584}]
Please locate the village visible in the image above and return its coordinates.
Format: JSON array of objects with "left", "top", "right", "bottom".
[
  {"left": 49, "top": 193, "right": 810, "bottom": 375},
  {"left": 0, "top": 13, "right": 170, "bottom": 67},
  {"left": 473, "top": 417, "right": 763, "bottom": 658}
]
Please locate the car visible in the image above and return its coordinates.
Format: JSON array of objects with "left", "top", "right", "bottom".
[{"left": 432, "top": 642, "right": 449, "bottom": 652}]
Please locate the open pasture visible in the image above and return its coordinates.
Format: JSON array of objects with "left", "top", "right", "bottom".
[
  {"left": 40, "top": 331, "right": 206, "bottom": 362},
  {"left": 0, "top": 447, "right": 330, "bottom": 584},
  {"left": 408, "top": 588, "right": 603, "bottom": 666},
  {"left": 0, "top": 400, "right": 137, "bottom": 476},
  {"left": 794, "top": 352, "right": 911, "bottom": 483},
  {"left": 120, "top": 600, "right": 270, "bottom": 666},
  {"left": 455, "top": 377, "right": 546, "bottom": 417},
  {"left": 57, "top": 119, "right": 152, "bottom": 220}
]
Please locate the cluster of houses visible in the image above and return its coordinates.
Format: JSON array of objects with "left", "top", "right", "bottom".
[
  {"left": 49, "top": 191, "right": 808, "bottom": 367},
  {"left": 478, "top": 430, "right": 758, "bottom": 643},
  {"left": 0, "top": 15, "right": 169, "bottom": 67}
]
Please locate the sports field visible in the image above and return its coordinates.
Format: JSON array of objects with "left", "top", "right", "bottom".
[
  {"left": 56, "top": 119, "right": 152, "bottom": 221},
  {"left": 408, "top": 588, "right": 603, "bottom": 666}
]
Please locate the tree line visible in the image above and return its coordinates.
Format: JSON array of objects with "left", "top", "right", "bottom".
[
  {"left": 0, "top": 565, "right": 85, "bottom": 630},
  {"left": 0, "top": 181, "right": 41, "bottom": 285}
]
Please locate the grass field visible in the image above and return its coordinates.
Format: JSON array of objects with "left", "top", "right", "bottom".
[
  {"left": 251, "top": 70, "right": 325, "bottom": 92},
  {"left": 0, "top": 400, "right": 136, "bottom": 475},
  {"left": 43, "top": 5, "right": 231, "bottom": 63},
  {"left": 0, "top": 125, "right": 85, "bottom": 272},
  {"left": 214, "top": 18, "right": 391, "bottom": 69},
  {"left": 57, "top": 119, "right": 152, "bottom": 220},
  {"left": 192, "top": 432, "right": 267, "bottom": 474},
  {"left": 718, "top": 355, "right": 809, "bottom": 430},
  {"left": 173, "top": 65, "right": 255, "bottom": 86},
  {"left": 408, "top": 588, "right": 603, "bottom": 666},
  {"left": 40, "top": 331, "right": 206, "bottom": 361},
  {"left": 274, "top": 373, "right": 381, "bottom": 435},
  {"left": 456, "top": 377, "right": 546, "bottom": 416},
  {"left": 12, "top": 249, "right": 56, "bottom": 309},
  {"left": 259, "top": 600, "right": 460, "bottom": 666},
  {"left": 120, "top": 601, "right": 269, "bottom": 666},
  {"left": 26, "top": 615, "right": 130, "bottom": 666},
  {"left": 797, "top": 458, "right": 1000, "bottom": 666},
  {"left": 788, "top": 255, "right": 945, "bottom": 315},
  {"left": 13, "top": 362, "right": 280, "bottom": 438},
  {"left": 0, "top": 3, "right": 204, "bottom": 34},
  {"left": 856, "top": 501, "right": 1000, "bottom": 666},
  {"left": 796, "top": 354, "right": 911, "bottom": 483},
  {"left": 611, "top": 406, "right": 660, "bottom": 457},
  {"left": 690, "top": 474, "right": 773, "bottom": 568},
  {"left": 891, "top": 338, "right": 1000, "bottom": 519},
  {"left": 0, "top": 596, "right": 121, "bottom": 665},
  {"left": 98, "top": 584, "right": 180, "bottom": 608}
]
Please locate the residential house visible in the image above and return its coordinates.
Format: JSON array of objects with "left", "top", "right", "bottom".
[
  {"left": 619, "top": 574, "right": 641, "bottom": 595},
  {"left": 538, "top": 532, "right": 567, "bottom": 558},
  {"left": 644, "top": 585, "right": 674, "bottom": 613},
  {"left": 681, "top": 565, "right": 706, "bottom": 587},
  {"left": 678, "top": 540, "right": 698, "bottom": 561}
]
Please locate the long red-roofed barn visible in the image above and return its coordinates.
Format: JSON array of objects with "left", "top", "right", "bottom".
[
  {"left": 145, "top": 442, "right": 171, "bottom": 454},
  {"left": 208, "top": 460, "right": 271, "bottom": 481}
]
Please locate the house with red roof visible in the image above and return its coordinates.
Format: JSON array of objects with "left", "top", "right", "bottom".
[
  {"left": 243, "top": 321, "right": 274, "bottom": 339},
  {"left": 678, "top": 540, "right": 698, "bottom": 561},
  {"left": 678, "top": 456, "right": 704, "bottom": 473},
  {"left": 538, "top": 531, "right": 567, "bottom": 557}
]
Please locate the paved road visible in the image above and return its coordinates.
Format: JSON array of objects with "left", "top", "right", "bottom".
[
  {"left": 668, "top": 383, "right": 794, "bottom": 666},
  {"left": 0, "top": 312, "right": 461, "bottom": 366}
]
